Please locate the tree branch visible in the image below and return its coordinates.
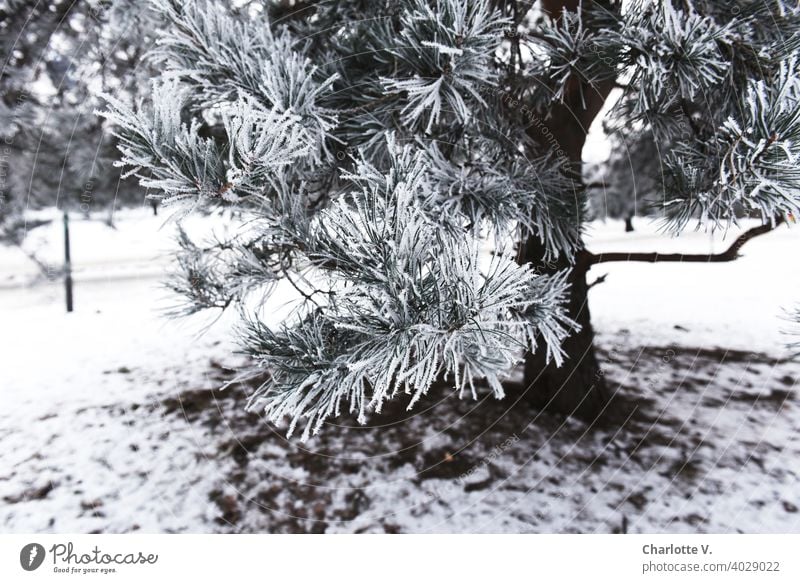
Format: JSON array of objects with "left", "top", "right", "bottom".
[
  {"left": 587, "top": 272, "right": 608, "bottom": 288},
  {"left": 584, "top": 218, "right": 784, "bottom": 266}
]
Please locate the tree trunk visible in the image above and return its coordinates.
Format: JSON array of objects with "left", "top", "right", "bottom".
[
  {"left": 106, "top": 206, "right": 116, "bottom": 229},
  {"left": 625, "top": 215, "right": 634, "bottom": 232},
  {"left": 519, "top": 0, "right": 618, "bottom": 422},
  {"left": 521, "top": 239, "right": 609, "bottom": 422},
  {"left": 63, "top": 210, "right": 74, "bottom": 313}
]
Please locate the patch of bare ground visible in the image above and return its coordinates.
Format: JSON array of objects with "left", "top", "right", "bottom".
[{"left": 150, "top": 342, "right": 799, "bottom": 533}]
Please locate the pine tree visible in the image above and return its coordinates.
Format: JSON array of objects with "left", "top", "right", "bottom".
[
  {"left": 587, "top": 130, "right": 663, "bottom": 232},
  {"left": 101, "top": 0, "right": 800, "bottom": 438},
  {"left": 1, "top": 0, "right": 164, "bottom": 303},
  {"left": 1, "top": 0, "right": 160, "bottom": 238}
]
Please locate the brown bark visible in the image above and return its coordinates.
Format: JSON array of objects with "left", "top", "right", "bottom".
[
  {"left": 519, "top": 0, "right": 617, "bottom": 422},
  {"left": 522, "top": 241, "right": 609, "bottom": 421},
  {"left": 625, "top": 215, "right": 635, "bottom": 232},
  {"left": 587, "top": 218, "right": 782, "bottom": 265}
]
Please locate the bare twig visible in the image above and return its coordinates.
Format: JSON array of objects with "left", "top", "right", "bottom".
[{"left": 587, "top": 272, "right": 608, "bottom": 288}]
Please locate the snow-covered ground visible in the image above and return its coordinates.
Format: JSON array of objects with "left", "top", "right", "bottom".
[
  {"left": 586, "top": 218, "right": 800, "bottom": 354},
  {"left": 1, "top": 209, "right": 798, "bottom": 533}
]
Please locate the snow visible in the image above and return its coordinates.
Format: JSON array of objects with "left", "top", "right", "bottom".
[
  {"left": 586, "top": 218, "right": 800, "bottom": 354},
  {"left": 1, "top": 209, "right": 798, "bottom": 533},
  {"left": 0, "top": 209, "right": 239, "bottom": 532}
]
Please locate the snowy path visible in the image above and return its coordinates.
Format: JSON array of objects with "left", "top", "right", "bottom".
[{"left": 1, "top": 211, "right": 798, "bottom": 533}]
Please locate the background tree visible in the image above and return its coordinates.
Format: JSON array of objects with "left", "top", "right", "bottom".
[
  {"left": 102, "top": 0, "right": 800, "bottom": 438},
  {"left": 1, "top": 0, "right": 162, "bottom": 302},
  {"left": 586, "top": 130, "right": 663, "bottom": 232},
  {"left": 0, "top": 0, "right": 160, "bottom": 237}
]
